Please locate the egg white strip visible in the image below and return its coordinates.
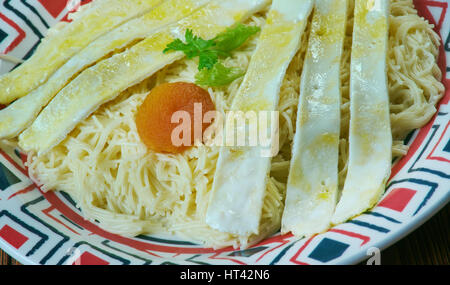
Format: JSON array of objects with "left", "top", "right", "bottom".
[
  {"left": 332, "top": 0, "right": 392, "bottom": 225},
  {"left": 0, "top": 54, "right": 24, "bottom": 64},
  {"left": 0, "top": 0, "right": 164, "bottom": 105},
  {"left": 0, "top": 0, "right": 210, "bottom": 139},
  {"left": 18, "top": 0, "right": 271, "bottom": 155},
  {"left": 282, "top": 0, "right": 348, "bottom": 237},
  {"left": 206, "top": 0, "right": 314, "bottom": 236}
]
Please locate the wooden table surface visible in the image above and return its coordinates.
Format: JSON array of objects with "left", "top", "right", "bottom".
[{"left": 1, "top": 203, "right": 448, "bottom": 265}]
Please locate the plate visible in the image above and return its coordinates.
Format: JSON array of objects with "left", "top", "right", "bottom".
[{"left": 0, "top": 0, "right": 449, "bottom": 265}]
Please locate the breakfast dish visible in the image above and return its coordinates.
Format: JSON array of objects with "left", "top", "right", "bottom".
[{"left": 0, "top": 0, "right": 447, "bottom": 258}]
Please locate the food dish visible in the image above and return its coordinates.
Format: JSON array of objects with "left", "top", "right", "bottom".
[{"left": 0, "top": 0, "right": 448, "bottom": 265}]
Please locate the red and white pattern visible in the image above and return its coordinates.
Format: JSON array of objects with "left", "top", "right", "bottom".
[{"left": 0, "top": 0, "right": 448, "bottom": 265}]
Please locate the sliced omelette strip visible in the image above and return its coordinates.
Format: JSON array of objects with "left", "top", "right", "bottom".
[
  {"left": 206, "top": 0, "right": 314, "bottom": 236},
  {"left": 281, "top": 0, "right": 348, "bottom": 237},
  {"left": 0, "top": 0, "right": 210, "bottom": 139},
  {"left": 18, "top": 0, "right": 271, "bottom": 155},
  {"left": 332, "top": 0, "right": 392, "bottom": 225},
  {"left": 0, "top": 0, "right": 164, "bottom": 105}
]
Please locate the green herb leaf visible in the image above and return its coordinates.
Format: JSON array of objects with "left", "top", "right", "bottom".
[
  {"left": 163, "top": 29, "right": 216, "bottom": 61},
  {"left": 198, "top": 50, "right": 219, "bottom": 70},
  {"left": 195, "top": 62, "right": 245, "bottom": 87},
  {"left": 184, "top": 29, "right": 216, "bottom": 54},
  {"left": 212, "top": 24, "right": 261, "bottom": 56},
  {"left": 164, "top": 25, "right": 259, "bottom": 86}
]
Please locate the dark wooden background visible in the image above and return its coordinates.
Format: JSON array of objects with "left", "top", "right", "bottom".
[{"left": 1, "top": 203, "right": 448, "bottom": 265}]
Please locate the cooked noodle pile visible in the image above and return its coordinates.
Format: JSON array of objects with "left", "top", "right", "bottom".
[{"left": 28, "top": 0, "right": 444, "bottom": 249}]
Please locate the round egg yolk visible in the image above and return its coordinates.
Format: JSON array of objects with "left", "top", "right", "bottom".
[{"left": 136, "top": 82, "right": 215, "bottom": 154}]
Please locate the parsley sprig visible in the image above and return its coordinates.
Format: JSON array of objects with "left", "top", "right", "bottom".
[
  {"left": 195, "top": 62, "right": 245, "bottom": 87},
  {"left": 163, "top": 24, "right": 260, "bottom": 86},
  {"left": 164, "top": 29, "right": 217, "bottom": 70}
]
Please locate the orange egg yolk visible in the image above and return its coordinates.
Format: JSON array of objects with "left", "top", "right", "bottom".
[{"left": 136, "top": 82, "right": 215, "bottom": 154}]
